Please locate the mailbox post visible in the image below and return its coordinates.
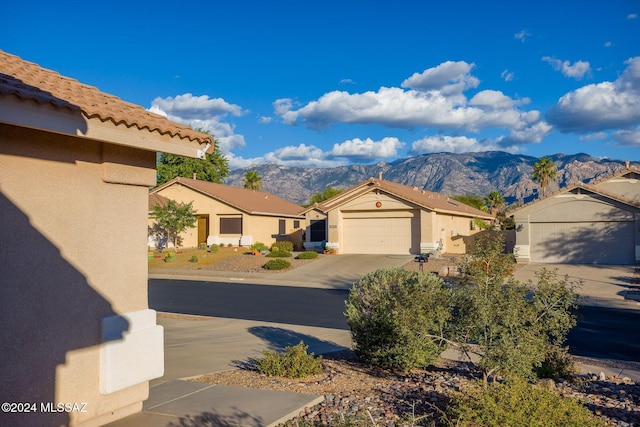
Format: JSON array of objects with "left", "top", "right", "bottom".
[{"left": 414, "top": 252, "right": 430, "bottom": 272}]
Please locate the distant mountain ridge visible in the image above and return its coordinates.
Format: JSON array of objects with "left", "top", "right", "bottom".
[{"left": 225, "top": 152, "right": 636, "bottom": 206}]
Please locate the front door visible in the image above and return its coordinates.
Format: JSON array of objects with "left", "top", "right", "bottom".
[{"left": 197, "top": 215, "right": 209, "bottom": 246}]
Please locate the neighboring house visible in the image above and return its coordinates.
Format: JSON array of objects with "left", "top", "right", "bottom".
[
  {"left": 512, "top": 167, "right": 640, "bottom": 264},
  {"left": 0, "top": 50, "right": 213, "bottom": 426},
  {"left": 302, "top": 177, "right": 494, "bottom": 255},
  {"left": 149, "top": 177, "right": 306, "bottom": 249}
]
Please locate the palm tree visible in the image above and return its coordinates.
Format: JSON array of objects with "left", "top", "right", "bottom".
[
  {"left": 242, "top": 170, "right": 263, "bottom": 190},
  {"left": 484, "top": 191, "right": 505, "bottom": 215},
  {"left": 532, "top": 157, "right": 557, "bottom": 197}
]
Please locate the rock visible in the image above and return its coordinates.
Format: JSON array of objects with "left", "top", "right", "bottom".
[
  {"left": 599, "top": 371, "right": 607, "bottom": 381},
  {"left": 537, "top": 378, "right": 556, "bottom": 390},
  {"left": 438, "top": 266, "right": 449, "bottom": 277}
]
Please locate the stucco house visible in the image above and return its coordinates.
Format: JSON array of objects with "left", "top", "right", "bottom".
[
  {"left": 302, "top": 177, "right": 494, "bottom": 255},
  {"left": 512, "top": 167, "right": 640, "bottom": 264},
  {"left": 0, "top": 50, "right": 213, "bottom": 426},
  {"left": 149, "top": 177, "right": 306, "bottom": 249}
]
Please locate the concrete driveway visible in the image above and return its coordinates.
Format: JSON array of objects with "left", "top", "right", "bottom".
[{"left": 513, "top": 263, "right": 640, "bottom": 309}]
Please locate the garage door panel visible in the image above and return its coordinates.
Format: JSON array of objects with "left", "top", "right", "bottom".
[
  {"left": 531, "top": 222, "right": 634, "bottom": 264},
  {"left": 343, "top": 216, "right": 417, "bottom": 254}
]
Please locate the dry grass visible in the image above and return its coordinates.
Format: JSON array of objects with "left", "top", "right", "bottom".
[{"left": 148, "top": 246, "right": 246, "bottom": 270}]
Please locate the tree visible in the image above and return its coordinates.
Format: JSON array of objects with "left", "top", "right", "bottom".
[
  {"left": 306, "top": 187, "right": 343, "bottom": 206},
  {"left": 532, "top": 157, "right": 558, "bottom": 197},
  {"left": 452, "top": 233, "right": 579, "bottom": 385},
  {"left": 484, "top": 191, "right": 505, "bottom": 215},
  {"left": 150, "top": 199, "right": 197, "bottom": 251},
  {"left": 156, "top": 129, "right": 229, "bottom": 185},
  {"left": 242, "top": 170, "right": 263, "bottom": 190},
  {"left": 453, "top": 195, "right": 487, "bottom": 211}
]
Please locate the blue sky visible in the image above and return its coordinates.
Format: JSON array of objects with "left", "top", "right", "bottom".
[{"left": 3, "top": 1, "right": 640, "bottom": 168}]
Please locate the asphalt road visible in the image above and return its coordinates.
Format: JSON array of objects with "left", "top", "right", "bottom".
[
  {"left": 149, "top": 279, "right": 350, "bottom": 330},
  {"left": 149, "top": 278, "right": 640, "bottom": 363}
]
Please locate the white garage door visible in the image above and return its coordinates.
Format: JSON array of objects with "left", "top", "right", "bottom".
[
  {"left": 342, "top": 216, "right": 416, "bottom": 254},
  {"left": 530, "top": 221, "right": 635, "bottom": 264}
]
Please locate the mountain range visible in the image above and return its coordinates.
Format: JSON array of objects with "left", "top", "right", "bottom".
[{"left": 225, "top": 152, "right": 637, "bottom": 206}]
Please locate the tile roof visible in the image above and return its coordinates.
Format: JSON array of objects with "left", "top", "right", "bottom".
[
  {"left": 152, "top": 177, "right": 305, "bottom": 217},
  {"left": 318, "top": 178, "right": 494, "bottom": 219},
  {"left": 0, "top": 50, "right": 213, "bottom": 145},
  {"left": 148, "top": 193, "right": 169, "bottom": 211},
  {"left": 510, "top": 166, "right": 640, "bottom": 214}
]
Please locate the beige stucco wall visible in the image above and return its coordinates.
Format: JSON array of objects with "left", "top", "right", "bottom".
[
  {"left": 153, "top": 183, "right": 304, "bottom": 249},
  {"left": 0, "top": 124, "right": 159, "bottom": 426}
]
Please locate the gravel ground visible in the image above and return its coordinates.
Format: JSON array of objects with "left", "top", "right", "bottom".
[
  {"left": 192, "top": 350, "right": 639, "bottom": 427},
  {"left": 168, "top": 254, "right": 640, "bottom": 426}
]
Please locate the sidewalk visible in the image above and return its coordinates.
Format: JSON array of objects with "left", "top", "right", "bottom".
[{"left": 107, "top": 260, "right": 640, "bottom": 427}]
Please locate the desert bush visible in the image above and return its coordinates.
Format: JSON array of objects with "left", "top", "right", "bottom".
[
  {"left": 198, "top": 243, "right": 208, "bottom": 250},
  {"left": 255, "top": 341, "right": 323, "bottom": 378},
  {"left": 266, "top": 250, "right": 292, "bottom": 258},
  {"left": 535, "top": 345, "right": 576, "bottom": 380},
  {"left": 208, "top": 244, "right": 219, "bottom": 253},
  {"left": 250, "top": 242, "right": 268, "bottom": 252},
  {"left": 448, "top": 376, "right": 605, "bottom": 427},
  {"left": 345, "top": 268, "right": 451, "bottom": 372},
  {"left": 263, "top": 259, "right": 291, "bottom": 270},
  {"left": 227, "top": 243, "right": 233, "bottom": 247},
  {"left": 163, "top": 251, "right": 176, "bottom": 262},
  {"left": 188, "top": 255, "right": 198, "bottom": 263},
  {"left": 297, "top": 251, "right": 318, "bottom": 259},
  {"left": 271, "top": 241, "right": 294, "bottom": 252}
]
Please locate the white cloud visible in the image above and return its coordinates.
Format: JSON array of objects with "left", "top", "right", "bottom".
[
  {"left": 469, "top": 90, "right": 529, "bottom": 109},
  {"left": 579, "top": 132, "right": 608, "bottom": 141},
  {"left": 329, "top": 137, "right": 404, "bottom": 160},
  {"left": 604, "top": 41, "right": 613, "bottom": 48},
  {"left": 628, "top": 13, "right": 637, "bottom": 20},
  {"left": 401, "top": 61, "right": 479, "bottom": 96},
  {"left": 613, "top": 127, "right": 640, "bottom": 146},
  {"left": 542, "top": 56, "right": 591, "bottom": 79},
  {"left": 150, "top": 93, "right": 247, "bottom": 153},
  {"left": 274, "top": 62, "right": 547, "bottom": 145},
  {"left": 259, "top": 116, "right": 272, "bottom": 124},
  {"left": 547, "top": 57, "right": 640, "bottom": 133},
  {"left": 501, "top": 69, "right": 515, "bottom": 82},
  {"left": 514, "top": 29, "right": 531, "bottom": 42},
  {"left": 340, "top": 78, "right": 356, "bottom": 85},
  {"left": 411, "top": 135, "right": 503, "bottom": 154}
]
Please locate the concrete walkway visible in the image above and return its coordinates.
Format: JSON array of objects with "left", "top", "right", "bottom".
[{"left": 108, "top": 258, "right": 640, "bottom": 427}]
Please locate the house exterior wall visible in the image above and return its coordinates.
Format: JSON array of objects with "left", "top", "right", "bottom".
[
  {"left": 152, "top": 184, "right": 303, "bottom": 248},
  {"left": 0, "top": 124, "right": 163, "bottom": 426},
  {"left": 323, "top": 191, "right": 482, "bottom": 255},
  {"left": 513, "top": 191, "right": 640, "bottom": 264}
]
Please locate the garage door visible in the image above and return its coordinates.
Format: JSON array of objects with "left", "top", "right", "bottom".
[
  {"left": 342, "top": 216, "right": 417, "bottom": 254},
  {"left": 530, "top": 221, "right": 635, "bottom": 264}
]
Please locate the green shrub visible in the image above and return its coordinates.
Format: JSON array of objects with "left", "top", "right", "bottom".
[
  {"left": 255, "top": 341, "right": 323, "bottom": 378},
  {"left": 263, "top": 259, "right": 291, "bottom": 270},
  {"left": 535, "top": 345, "right": 576, "bottom": 380},
  {"left": 345, "top": 268, "right": 452, "bottom": 372},
  {"left": 266, "top": 250, "right": 292, "bottom": 258},
  {"left": 208, "top": 244, "right": 219, "bottom": 253},
  {"left": 163, "top": 251, "right": 176, "bottom": 262},
  {"left": 448, "top": 376, "right": 606, "bottom": 427},
  {"left": 198, "top": 243, "right": 208, "bottom": 250},
  {"left": 271, "top": 241, "right": 294, "bottom": 252},
  {"left": 188, "top": 255, "right": 198, "bottom": 263},
  {"left": 297, "top": 251, "right": 318, "bottom": 259},
  {"left": 250, "top": 242, "right": 268, "bottom": 252},
  {"left": 227, "top": 243, "right": 233, "bottom": 247}
]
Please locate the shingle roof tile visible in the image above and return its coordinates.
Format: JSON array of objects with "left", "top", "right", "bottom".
[{"left": 0, "top": 50, "right": 213, "bottom": 145}]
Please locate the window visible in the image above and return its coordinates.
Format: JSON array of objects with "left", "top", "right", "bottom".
[
  {"left": 310, "top": 219, "right": 326, "bottom": 241},
  {"left": 294, "top": 220, "right": 300, "bottom": 229},
  {"left": 220, "top": 217, "right": 242, "bottom": 234},
  {"left": 278, "top": 219, "right": 286, "bottom": 235}
]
